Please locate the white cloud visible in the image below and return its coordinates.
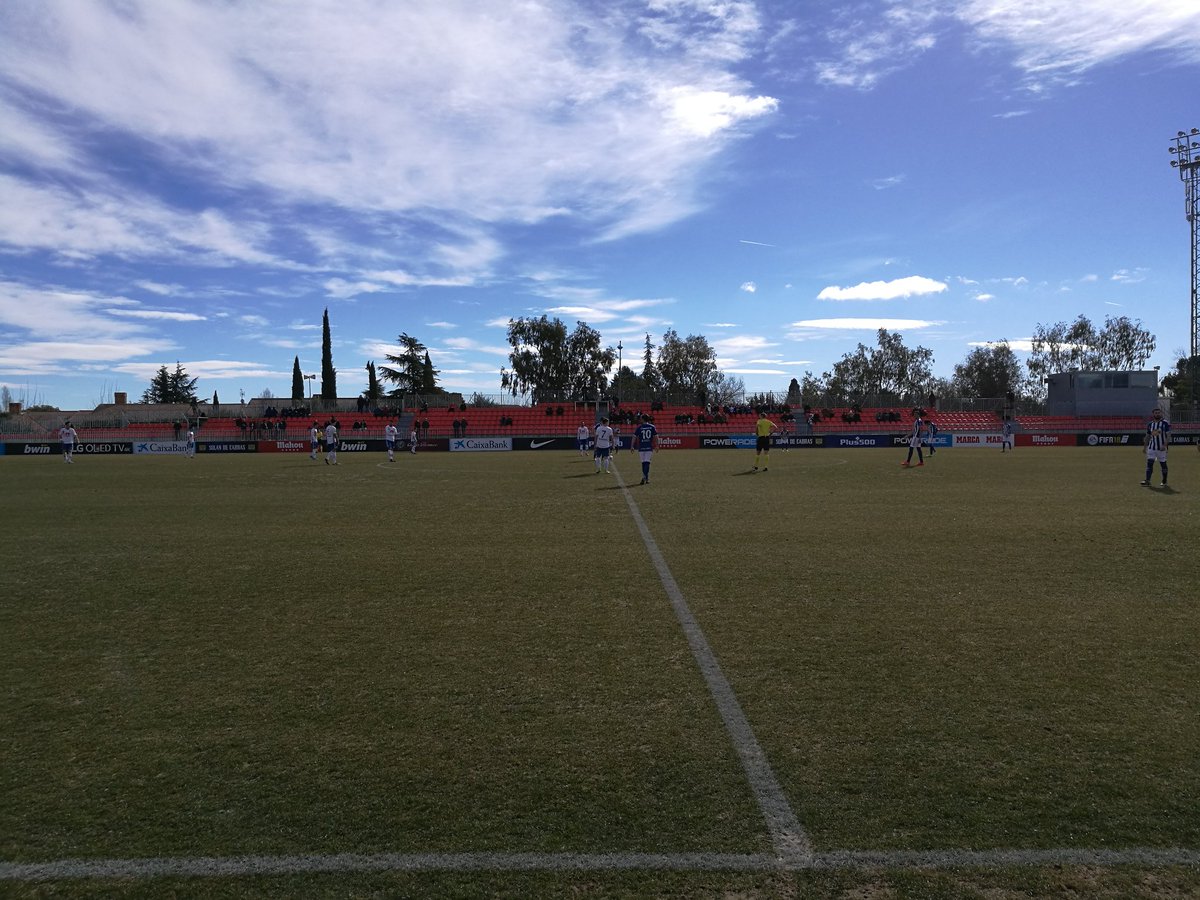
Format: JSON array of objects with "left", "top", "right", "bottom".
[
  {"left": 740, "top": 281, "right": 757, "bottom": 293},
  {"left": 812, "top": 0, "right": 1200, "bottom": 94},
  {"left": 105, "top": 309, "right": 207, "bottom": 322},
  {"left": 712, "top": 334, "right": 777, "bottom": 354},
  {"left": 426, "top": 321, "right": 457, "bottom": 329},
  {"left": 111, "top": 359, "right": 289, "bottom": 381},
  {"left": 974, "top": 293, "right": 995, "bottom": 302},
  {"left": 957, "top": 0, "right": 1200, "bottom": 82},
  {"left": 1111, "top": 268, "right": 1147, "bottom": 283},
  {"left": 817, "top": 275, "right": 948, "bottom": 301},
  {"left": 789, "top": 317, "right": 943, "bottom": 331},
  {"left": 0, "top": 0, "right": 780, "bottom": 255},
  {"left": 871, "top": 174, "right": 906, "bottom": 190}
]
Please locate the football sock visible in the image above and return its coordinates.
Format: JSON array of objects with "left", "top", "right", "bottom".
[
  {"left": 1161, "top": 462, "right": 1168, "bottom": 482},
  {"left": 1146, "top": 461, "right": 1154, "bottom": 481},
  {"left": 642, "top": 461, "right": 650, "bottom": 478}
]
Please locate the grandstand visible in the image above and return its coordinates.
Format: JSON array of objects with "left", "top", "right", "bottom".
[{"left": 1, "top": 401, "right": 1192, "bottom": 443}]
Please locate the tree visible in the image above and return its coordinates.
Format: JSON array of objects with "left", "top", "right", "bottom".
[
  {"left": 1097, "top": 315, "right": 1156, "bottom": 370},
  {"left": 320, "top": 308, "right": 337, "bottom": 400},
  {"left": 141, "top": 362, "right": 199, "bottom": 404},
  {"left": 1026, "top": 314, "right": 1156, "bottom": 387},
  {"left": 212, "top": 390, "right": 219, "bottom": 406},
  {"left": 291, "top": 356, "right": 304, "bottom": 402},
  {"left": 952, "top": 341, "right": 1026, "bottom": 399},
  {"left": 641, "top": 333, "right": 660, "bottom": 392},
  {"left": 501, "top": 316, "right": 615, "bottom": 403},
  {"left": 379, "top": 333, "right": 430, "bottom": 396},
  {"left": 786, "top": 377, "right": 802, "bottom": 405},
  {"left": 1161, "top": 354, "right": 1200, "bottom": 410},
  {"left": 709, "top": 372, "right": 745, "bottom": 407},
  {"left": 420, "top": 350, "right": 440, "bottom": 394},
  {"left": 825, "top": 329, "right": 933, "bottom": 404},
  {"left": 363, "top": 361, "right": 382, "bottom": 403},
  {"left": 657, "top": 329, "right": 717, "bottom": 403}
]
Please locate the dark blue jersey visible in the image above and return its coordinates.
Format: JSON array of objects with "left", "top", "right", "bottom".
[{"left": 634, "top": 422, "right": 657, "bottom": 450}]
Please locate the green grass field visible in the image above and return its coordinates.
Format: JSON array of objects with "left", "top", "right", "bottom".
[{"left": 2, "top": 446, "right": 1198, "bottom": 898}]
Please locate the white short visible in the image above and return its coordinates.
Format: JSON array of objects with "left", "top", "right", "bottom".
[
  {"left": 908, "top": 436, "right": 922, "bottom": 448},
  {"left": 1146, "top": 448, "right": 1167, "bottom": 463},
  {"left": 638, "top": 450, "right": 653, "bottom": 463}
]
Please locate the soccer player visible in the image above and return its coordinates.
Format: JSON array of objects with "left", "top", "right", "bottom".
[
  {"left": 409, "top": 424, "right": 419, "bottom": 454},
  {"left": 1141, "top": 407, "right": 1170, "bottom": 486},
  {"left": 753, "top": 410, "right": 778, "bottom": 471},
  {"left": 925, "top": 418, "right": 938, "bottom": 455},
  {"left": 309, "top": 422, "right": 320, "bottom": 460},
  {"left": 576, "top": 422, "right": 590, "bottom": 456},
  {"left": 185, "top": 428, "right": 196, "bottom": 458},
  {"left": 59, "top": 421, "right": 78, "bottom": 463},
  {"left": 633, "top": 413, "right": 657, "bottom": 484},
  {"left": 324, "top": 420, "right": 338, "bottom": 465},
  {"left": 593, "top": 416, "right": 615, "bottom": 474},
  {"left": 1001, "top": 418, "right": 1014, "bottom": 452},
  {"left": 384, "top": 421, "right": 398, "bottom": 462},
  {"left": 901, "top": 412, "right": 925, "bottom": 467}
]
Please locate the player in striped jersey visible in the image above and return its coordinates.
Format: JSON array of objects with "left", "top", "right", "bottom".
[
  {"left": 901, "top": 413, "right": 924, "bottom": 467},
  {"left": 1141, "top": 407, "right": 1170, "bottom": 486}
]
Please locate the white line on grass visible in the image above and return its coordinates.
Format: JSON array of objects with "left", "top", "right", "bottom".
[
  {"left": 5, "top": 847, "right": 1200, "bottom": 881},
  {"left": 611, "top": 465, "right": 813, "bottom": 866}
]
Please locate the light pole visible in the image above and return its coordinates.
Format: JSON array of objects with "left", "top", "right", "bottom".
[
  {"left": 304, "top": 373, "right": 316, "bottom": 399},
  {"left": 616, "top": 340, "right": 622, "bottom": 404},
  {"left": 1168, "top": 126, "right": 1200, "bottom": 408}
]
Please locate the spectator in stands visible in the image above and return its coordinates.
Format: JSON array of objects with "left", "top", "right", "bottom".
[{"left": 421, "top": 418, "right": 430, "bottom": 437}]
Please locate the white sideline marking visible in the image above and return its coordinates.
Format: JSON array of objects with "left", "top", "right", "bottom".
[
  {"left": 5, "top": 847, "right": 1200, "bottom": 881},
  {"left": 612, "top": 465, "right": 812, "bottom": 865}
]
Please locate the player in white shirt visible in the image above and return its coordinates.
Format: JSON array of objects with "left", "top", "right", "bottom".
[
  {"left": 384, "top": 422, "right": 398, "bottom": 462},
  {"left": 324, "top": 421, "right": 338, "bottom": 465},
  {"left": 59, "top": 422, "right": 78, "bottom": 463},
  {"left": 309, "top": 423, "right": 320, "bottom": 460},
  {"left": 409, "top": 425, "right": 419, "bottom": 454},
  {"left": 576, "top": 423, "right": 590, "bottom": 456},
  {"left": 593, "top": 417, "right": 615, "bottom": 474},
  {"left": 185, "top": 429, "right": 196, "bottom": 458}
]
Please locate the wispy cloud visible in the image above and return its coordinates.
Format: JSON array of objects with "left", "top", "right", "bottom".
[
  {"left": 740, "top": 281, "right": 757, "bottom": 293},
  {"left": 105, "top": 309, "right": 207, "bottom": 322},
  {"left": 789, "top": 317, "right": 944, "bottom": 331},
  {"left": 817, "top": 275, "right": 947, "bottom": 301},
  {"left": 0, "top": 0, "right": 781, "bottom": 273}
]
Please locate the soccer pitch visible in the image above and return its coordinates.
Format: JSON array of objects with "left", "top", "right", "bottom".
[{"left": 2, "top": 447, "right": 1198, "bottom": 897}]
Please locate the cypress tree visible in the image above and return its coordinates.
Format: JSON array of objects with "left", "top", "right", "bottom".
[
  {"left": 291, "top": 356, "right": 304, "bottom": 402},
  {"left": 321, "top": 308, "right": 337, "bottom": 400}
]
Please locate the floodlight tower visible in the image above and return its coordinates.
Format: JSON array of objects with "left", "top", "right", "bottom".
[{"left": 1168, "top": 126, "right": 1200, "bottom": 405}]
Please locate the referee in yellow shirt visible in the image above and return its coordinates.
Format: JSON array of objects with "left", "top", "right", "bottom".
[{"left": 753, "top": 410, "right": 778, "bottom": 472}]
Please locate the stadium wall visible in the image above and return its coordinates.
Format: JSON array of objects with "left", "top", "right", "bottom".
[{"left": 3, "top": 430, "right": 1198, "bottom": 457}]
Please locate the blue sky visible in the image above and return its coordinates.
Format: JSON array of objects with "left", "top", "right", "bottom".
[{"left": 1, "top": 0, "right": 1198, "bottom": 410}]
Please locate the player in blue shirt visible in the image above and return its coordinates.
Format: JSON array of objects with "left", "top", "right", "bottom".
[
  {"left": 633, "top": 414, "right": 657, "bottom": 484},
  {"left": 1141, "top": 407, "right": 1170, "bottom": 486}
]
